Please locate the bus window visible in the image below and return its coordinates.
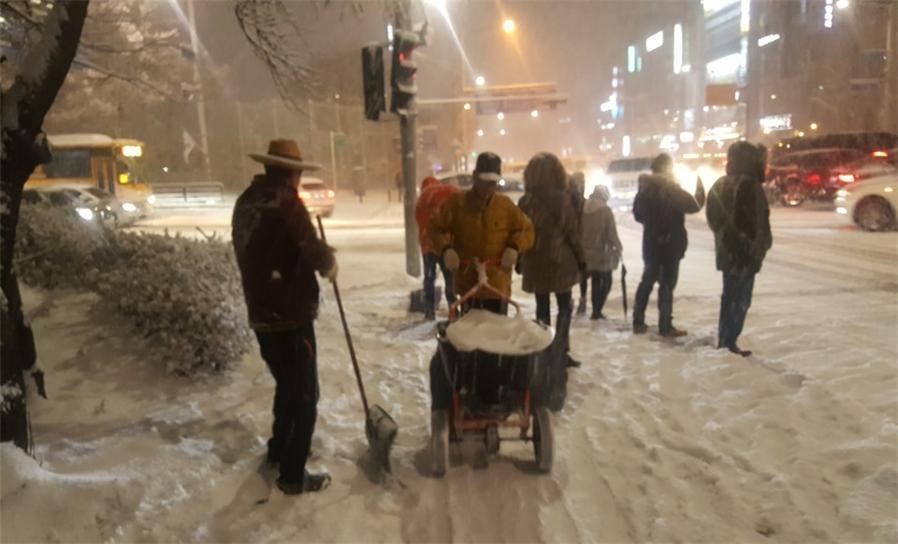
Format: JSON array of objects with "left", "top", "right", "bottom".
[{"left": 43, "top": 149, "right": 91, "bottom": 178}]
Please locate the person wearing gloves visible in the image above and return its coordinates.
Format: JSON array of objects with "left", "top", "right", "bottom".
[
  {"left": 580, "top": 185, "right": 622, "bottom": 320},
  {"left": 518, "top": 152, "right": 586, "bottom": 369},
  {"left": 426, "top": 151, "right": 534, "bottom": 414},
  {"left": 632, "top": 153, "right": 705, "bottom": 337},
  {"left": 232, "top": 139, "right": 337, "bottom": 496},
  {"left": 706, "top": 141, "right": 772, "bottom": 357},
  {"left": 427, "top": 151, "right": 535, "bottom": 316}
]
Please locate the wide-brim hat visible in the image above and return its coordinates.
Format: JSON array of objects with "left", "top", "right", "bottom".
[{"left": 250, "top": 139, "right": 321, "bottom": 171}]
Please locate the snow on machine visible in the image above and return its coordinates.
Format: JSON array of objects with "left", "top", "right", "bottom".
[{"left": 430, "top": 260, "right": 555, "bottom": 477}]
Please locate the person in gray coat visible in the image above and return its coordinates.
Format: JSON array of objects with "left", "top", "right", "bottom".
[
  {"left": 518, "top": 153, "right": 586, "bottom": 369},
  {"left": 580, "top": 185, "right": 622, "bottom": 319}
]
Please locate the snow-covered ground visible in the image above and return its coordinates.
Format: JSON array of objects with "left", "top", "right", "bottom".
[{"left": 3, "top": 190, "right": 896, "bottom": 542}]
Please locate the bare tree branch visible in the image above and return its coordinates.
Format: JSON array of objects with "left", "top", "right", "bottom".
[
  {"left": 71, "top": 57, "right": 174, "bottom": 98},
  {"left": 234, "top": 0, "right": 323, "bottom": 111}
]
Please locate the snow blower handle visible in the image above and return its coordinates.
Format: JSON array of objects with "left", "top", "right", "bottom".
[
  {"left": 448, "top": 258, "right": 521, "bottom": 320},
  {"left": 316, "top": 215, "right": 370, "bottom": 420}
]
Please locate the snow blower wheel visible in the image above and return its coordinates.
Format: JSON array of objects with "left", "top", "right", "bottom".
[
  {"left": 532, "top": 407, "right": 553, "bottom": 473},
  {"left": 431, "top": 410, "right": 450, "bottom": 478},
  {"left": 485, "top": 424, "right": 500, "bottom": 454}
]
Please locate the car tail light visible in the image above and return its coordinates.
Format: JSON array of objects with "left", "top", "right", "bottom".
[
  {"left": 837, "top": 173, "right": 856, "bottom": 183},
  {"left": 806, "top": 173, "right": 822, "bottom": 185},
  {"left": 299, "top": 190, "right": 312, "bottom": 200},
  {"left": 327, "top": 190, "right": 335, "bottom": 198},
  {"left": 872, "top": 150, "right": 888, "bottom": 158}
]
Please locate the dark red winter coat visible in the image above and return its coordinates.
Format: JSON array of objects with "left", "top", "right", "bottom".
[{"left": 232, "top": 174, "right": 335, "bottom": 331}]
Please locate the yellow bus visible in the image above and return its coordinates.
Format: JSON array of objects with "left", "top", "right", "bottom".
[{"left": 26, "top": 133, "right": 155, "bottom": 214}]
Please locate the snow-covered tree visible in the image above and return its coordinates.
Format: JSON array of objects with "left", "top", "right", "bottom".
[{"left": 1, "top": 0, "right": 90, "bottom": 451}]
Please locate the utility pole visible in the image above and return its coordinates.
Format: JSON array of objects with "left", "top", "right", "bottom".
[
  {"left": 185, "top": 0, "right": 212, "bottom": 181},
  {"left": 397, "top": 0, "right": 421, "bottom": 277}
]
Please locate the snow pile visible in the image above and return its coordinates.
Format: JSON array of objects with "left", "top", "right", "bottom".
[
  {"left": 0, "top": 443, "right": 143, "bottom": 542},
  {"left": 14, "top": 205, "right": 251, "bottom": 374},
  {"left": 445, "top": 309, "right": 554, "bottom": 355}
]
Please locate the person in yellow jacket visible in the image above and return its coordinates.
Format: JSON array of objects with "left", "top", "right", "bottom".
[
  {"left": 428, "top": 152, "right": 534, "bottom": 418},
  {"left": 427, "top": 151, "right": 535, "bottom": 316}
]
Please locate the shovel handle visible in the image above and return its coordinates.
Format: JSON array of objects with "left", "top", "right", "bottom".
[{"left": 316, "top": 215, "right": 370, "bottom": 420}]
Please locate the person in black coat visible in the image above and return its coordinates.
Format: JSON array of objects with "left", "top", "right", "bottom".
[
  {"left": 706, "top": 142, "right": 773, "bottom": 356},
  {"left": 632, "top": 153, "right": 705, "bottom": 336}
]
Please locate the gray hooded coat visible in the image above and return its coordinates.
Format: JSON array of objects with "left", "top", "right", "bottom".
[{"left": 581, "top": 191, "right": 622, "bottom": 272}]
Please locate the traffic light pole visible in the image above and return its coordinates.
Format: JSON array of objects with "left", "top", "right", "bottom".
[{"left": 397, "top": 2, "right": 421, "bottom": 278}]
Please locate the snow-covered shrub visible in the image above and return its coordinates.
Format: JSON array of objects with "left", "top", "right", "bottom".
[
  {"left": 15, "top": 205, "right": 251, "bottom": 374},
  {"left": 15, "top": 204, "right": 112, "bottom": 289},
  {"left": 96, "top": 232, "right": 251, "bottom": 374}
]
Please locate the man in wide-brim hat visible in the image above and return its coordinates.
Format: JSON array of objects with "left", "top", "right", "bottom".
[{"left": 232, "top": 139, "right": 337, "bottom": 495}]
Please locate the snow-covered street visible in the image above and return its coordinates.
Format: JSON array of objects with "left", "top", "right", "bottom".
[{"left": 3, "top": 192, "right": 896, "bottom": 543}]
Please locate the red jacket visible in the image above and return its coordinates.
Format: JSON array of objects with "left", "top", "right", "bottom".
[
  {"left": 232, "top": 175, "right": 335, "bottom": 331},
  {"left": 415, "top": 177, "right": 459, "bottom": 254}
]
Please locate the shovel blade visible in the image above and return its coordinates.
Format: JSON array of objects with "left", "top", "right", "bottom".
[{"left": 365, "top": 404, "right": 398, "bottom": 473}]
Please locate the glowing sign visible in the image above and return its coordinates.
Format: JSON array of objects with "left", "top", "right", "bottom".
[
  {"left": 645, "top": 31, "right": 663, "bottom": 52},
  {"left": 673, "top": 24, "right": 683, "bottom": 74},
  {"left": 121, "top": 144, "right": 143, "bottom": 157},
  {"left": 757, "top": 33, "right": 781, "bottom": 47}
]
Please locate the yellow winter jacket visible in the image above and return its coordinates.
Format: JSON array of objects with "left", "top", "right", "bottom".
[{"left": 427, "top": 190, "right": 535, "bottom": 299}]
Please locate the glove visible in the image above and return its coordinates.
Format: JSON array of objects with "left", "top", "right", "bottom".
[
  {"left": 323, "top": 259, "right": 338, "bottom": 282},
  {"left": 442, "top": 248, "right": 460, "bottom": 272},
  {"left": 500, "top": 247, "right": 518, "bottom": 271}
]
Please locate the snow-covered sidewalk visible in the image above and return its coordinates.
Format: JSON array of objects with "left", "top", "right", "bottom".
[{"left": 2, "top": 206, "right": 896, "bottom": 543}]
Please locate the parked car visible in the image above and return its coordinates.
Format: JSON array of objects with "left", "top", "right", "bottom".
[
  {"left": 766, "top": 148, "right": 868, "bottom": 206},
  {"left": 835, "top": 173, "right": 898, "bottom": 232},
  {"left": 435, "top": 171, "right": 473, "bottom": 189},
  {"left": 298, "top": 177, "right": 335, "bottom": 217},
  {"left": 498, "top": 172, "right": 524, "bottom": 200},
  {"left": 603, "top": 156, "right": 654, "bottom": 211},
  {"left": 57, "top": 186, "right": 139, "bottom": 226},
  {"left": 21, "top": 188, "right": 111, "bottom": 225}
]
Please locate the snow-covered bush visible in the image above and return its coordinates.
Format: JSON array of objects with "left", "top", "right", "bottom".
[
  {"left": 15, "top": 205, "right": 251, "bottom": 374},
  {"left": 96, "top": 232, "right": 251, "bottom": 374},
  {"left": 15, "top": 205, "right": 112, "bottom": 289}
]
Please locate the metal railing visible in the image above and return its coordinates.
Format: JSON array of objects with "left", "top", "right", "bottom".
[{"left": 151, "top": 182, "right": 225, "bottom": 207}]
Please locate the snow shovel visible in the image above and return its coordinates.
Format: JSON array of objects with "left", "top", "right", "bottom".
[
  {"left": 621, "top": 263, "right": 628, "bottom": 319},
  {"left": 316, "top": 216, "right": 398, "bottom": 473}
]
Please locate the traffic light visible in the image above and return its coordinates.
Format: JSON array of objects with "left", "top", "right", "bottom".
[
  {"left": 390, "top": 29, "right": 420, "bottom": 113},
  {"left": 361, "top": 45, "right": 385, "bottom": 121}
]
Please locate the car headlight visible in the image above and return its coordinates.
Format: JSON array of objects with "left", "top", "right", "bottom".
[
  {"left": 835, "top": 207, "right": 848, "bottom": 215},
  {"left": 836, "top": 189, "right": 849, "bottom": 198},
  {"left": 76, "top": 207, "right": 94, "bottom": 221},
  {"left": 146, "top": 195, "right": 156, "bottom": 204},
  {"left": 122, "top": 202, "right": 138, "bottom": 213}
]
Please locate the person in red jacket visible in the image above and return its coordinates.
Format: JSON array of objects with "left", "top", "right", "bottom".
[
  {"left": 415, "top": 176, "right": 459, "bottom": 319},
  {"left": 232, "top": 139, "right": 337, "bottom": 496}
]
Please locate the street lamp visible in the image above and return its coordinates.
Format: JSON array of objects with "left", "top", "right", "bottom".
[
  {"left": 463, "top": 102, "right": 472, "bottom": 111},
  {"left": 499, "top": 128, "right": 507, "bottom": 136},
  {"left": 502, "top": 18, "right": 516, "bottom": 34},
  {"left": 530, "top": 109, "right": 539, "bottom": 118},
  {"left": 497, "top": 112, "right": 505, "bottom": 120},
  {"left": 475, "top": 75, "right": 486, "bottom": 86},
  {"left": 477, "top": 129, "right": 484, "bottom": 137}
]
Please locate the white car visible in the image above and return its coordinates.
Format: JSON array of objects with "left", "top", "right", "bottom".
[
  {"left": 58, "top": 186, "right": 140, "bottom": 226},
  {"left": 835, "top": 173, "right": 898, "bottom": 231},
  {"left": 603, "top": 157, "right": 654, "bottom": 211}
]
